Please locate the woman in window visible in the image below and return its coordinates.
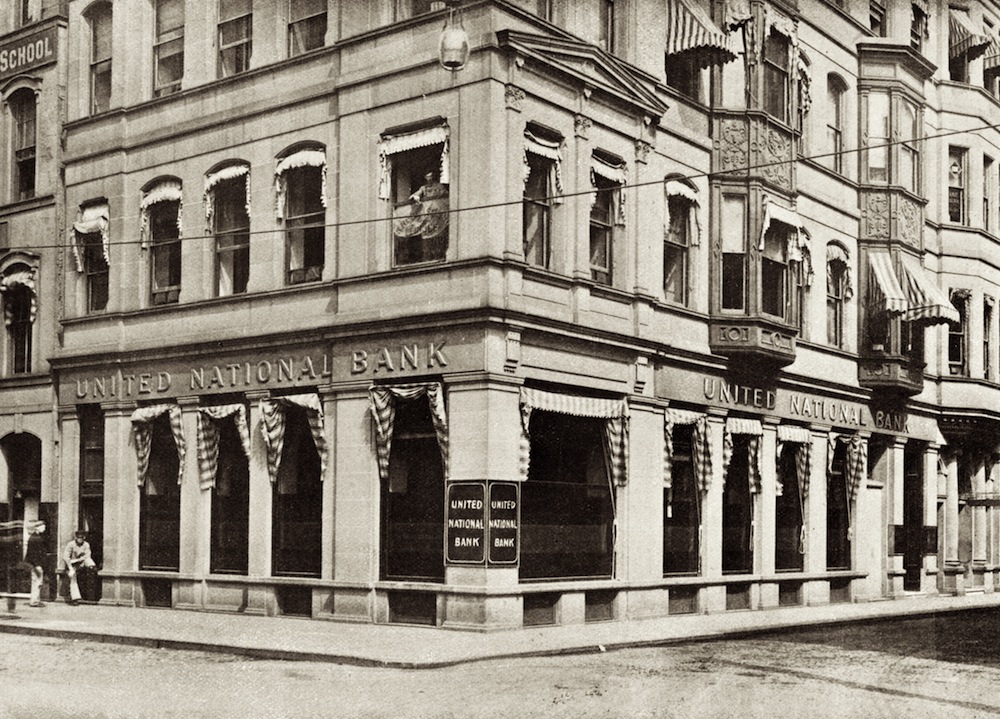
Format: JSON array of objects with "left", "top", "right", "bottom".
[{"left": 393, "top": 170, "right": 449, "bottom": 241}]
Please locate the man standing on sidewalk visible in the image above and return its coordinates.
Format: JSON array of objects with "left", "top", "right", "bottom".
[
  {"left": 24, "top": 521, "right": 47, "bottom": 607},
  {"left": 63, "top": 530, "right": 96, "bottom": 605}
]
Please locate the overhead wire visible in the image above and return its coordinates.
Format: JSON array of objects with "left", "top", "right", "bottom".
[{"left": 24, "top": 119, "right": 1000, "bottom": 251}]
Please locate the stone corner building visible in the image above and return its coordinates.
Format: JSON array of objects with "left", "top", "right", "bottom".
[{"left": 0, "top": 0, "right": 998, "bottom": 629}]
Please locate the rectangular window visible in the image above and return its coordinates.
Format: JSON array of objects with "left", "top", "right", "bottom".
[
  {"left": 866, "top": 91, "right": 889, "bottom": 183},
  {"left": 721, "top": 195, "right": 745, "bottom": 311},
  {"left": 523, "top": 152, "right": 552, "bottom": 269},
  {"left": 665, "top": 55, "right": 701, "bottom": 102},
  {"left": 775, "top": 444, "right": 804, "bottom": 572},
  {"left": 150, "top": 201, "right": 181, "bottom": 304},
  {"left": 985, "top": 156, "right": 994, "bottom": 233},
  {"left": 154, "top": 0, "right": 184, "bottom": 97},
  {"left": 289, "top": 0, "right": 327, "bottom": 56},
  {"left": 589, "top": 174, "right": 616, "bottom": 284},
  {"left": 826, "top": 80, "right": 843, "bottom": 175},
  {"left": 10, "top": 90, "right": 35, "bottom": 202},
  {"left": 949, "top": 147, "right": 967, "bottom": 224},
  {"left": 89, "top": 4, "right": 113, "bottom": 114},
  {"left": 82, "top": 232, "right": 109, "bottom": 313},
  {"left": 870, "top": 0, "right": 887, "bottom": 37},
  {"left": 285, "top": 165, "right": 325, "bottom": 284},
  {"left": 899, "top": 99, "right": 919, "bottom": 194},
  {"left": 79, "top": 405, "right": 105, "bottom": 570},
  {"left": 139, "top": 415, "right": 180, "bottom": 572},
  {"left": 214, "top": 177, "right": 250, "bottom": 296},
  {"left": 985, "top": 298, "right": 994, "bottom": 380},
  {"left": 396, "top": 0, "right": 438, "bottom": 19},
  {"left": 6, "top": 285, "right": 31, "bottom": 374},
  {"left": 391, "top": 144, "right": 448, "bottom": 266},
  {"left": 218, "top": 0, "right": 252, "bottom": 77},
  {"left": 664, "top": 195, "right": 691, "bottom": 305},
  {"left": 663, "top": 424, "right": 699, "bottom": 575},
  {"left": 911, "top": 5, "right": 927, "bottom": 51},
  {"left": 761, "top": 224, "right": 789, "bottom": 320},
  {"left": 18, "top": 0, "right": 31, "bottom": 26},
  {"left": 599, "top": 0, "right": 615, "bottom": 53},
  {"left": 723, "top": 435, "right": 753, "bottom": 574},
  {"left": 210, "top": 417, "right": 250, "bottom": 575},
  {"left": 949, "top": 291, "right": 969, "bottom": 376},
  {"left": 827, "top": 260, "right": 846, "bottom": 347},
  {"left": 763, "top": 30, "right": 790, "bottom": 124},
  {"left": 272, "top": 406, "right": 323, "bottom": 577},
  {"left": 827, "top": 442, "right": 851, "bottom": 570}
]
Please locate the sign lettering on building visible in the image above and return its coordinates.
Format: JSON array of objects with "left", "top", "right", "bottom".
[
  {"left": 349, "top": 341, "right": 448, "bottom": 375},
  {"left": 447, "top": 482, "right": 486, "bottom": 564},
  {"left": 0, "top": 26, "right": 58, "bottom": 81},
  {"left": 488, "top": 482, "right": 519, "bottom": 564}
]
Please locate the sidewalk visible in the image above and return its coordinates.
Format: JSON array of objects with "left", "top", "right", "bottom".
[{"left": 2, "top": 592, "right": 999, "bottom": 669}]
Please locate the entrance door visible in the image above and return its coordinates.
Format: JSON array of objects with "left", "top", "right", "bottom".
[{"left": 902, "top": 444, "right": 924, "bottom": 591}]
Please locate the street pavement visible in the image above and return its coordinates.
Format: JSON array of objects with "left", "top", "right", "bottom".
[{"left": 2, "top": 591, "right": 1000, "bottom": 668}]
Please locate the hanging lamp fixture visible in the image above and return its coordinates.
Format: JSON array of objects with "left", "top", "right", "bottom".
[{"left": 438, "top": 0, "right": 470, "bottom": 71}]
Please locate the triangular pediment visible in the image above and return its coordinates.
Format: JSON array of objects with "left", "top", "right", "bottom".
[{"left": 497, "top": 30, "right": 666, "bottom": 119}]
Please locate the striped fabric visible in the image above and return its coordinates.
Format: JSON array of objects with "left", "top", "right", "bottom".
[
  {"left": 369, "top": 383, "right": 448, "bottom": 489},
  {"left": 664, "top": 409, "right": 713, "bottom": 495},
  {"left": 204, "top": 164, "right": 250, "bottom": 230},
  {"left": 985, "top": 40, "right": 1000, "bottom": 73},
  {"left": 867, "top": 251, "right": 908, "bottom": 316},
  {"left": 139, "top": 180, "right": 183, "bottom": 248},
  {"left": 759, "top": 200, "right": 809, "bottom": 263},
  {"left": 722, "top": 417, "right": 762, "bottom": 493},
  {"left": 664, "top": 180, "right": 702, "bottom": 247},
  {"left": 196, "top": 405, "right": 251, "bottom": 490},
  {"left": 898, "top": 253, "right": 960, "bottom": 325},
  {"left": 590, "top": 156, "right": 628, "bottom": 227},
  {"left": 0, "top": 269, "right": 37, "bottom": 326},
  {"left": 828, "top": 433, "right": 868, "bottom": 539},
  {"left": 131, "top": 404, "right": 186, "bottom": 487},
  {"left": 523, "top": 130, "right": 564, "bottom": 197},
  {"left": 260, "top": 394, "right": 328, "bottom": 485},
  {"left": 949, "top": 8, "right": 990, "bottom": 61},
  {"left": 70, "top": 203, "right": 110, "bottom": 273},
  {"left": 274, "top": 149, "right": 327, "bottom": 220},
  {"left": 519, "top": 388, "right": 629, "bottom": 486},
  {"left": 776, "top": 424, "right": 811, "bottom": 500},
  {"left": 666, "top": 0, "right": 737, "bottom": 68}
]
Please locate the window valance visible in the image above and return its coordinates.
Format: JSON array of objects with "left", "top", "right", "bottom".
[
  {"left": 0, "top": 269, "right": 36, "bottom": 326},
  {"left": 523, "top": 130, "right": 564, "bottom": 199},
  {"left": 196, "top": 404, "right": 251, "bottom": 490},
  {"left": 827, "top": 243, "right": 854, "bottom": 301},
  {"left": 131, "top": 404, "right": 186, "bottom": 487},
  {"left": 590, "top": 156, "right": 627, "bottom": 227},
  {"left": 759, "top": 199, "right": 809, "bottom": 263},
  {"left": 776, "top": 424, "right": 811, "bottom": 501},
  {"left": 139, "top": 181, "right": 183, "bottom": 249},
  {"left": 664, "top": 409, "right": 713, "bottom": 495},
  {"left": 519, "top": 387, "right": 629, "bottom": 486},
  {"left": 369, "top": 382, "right": 448, "bottom": 492},
  {"left": 378, "top": 125, "right": 450, "bottom": 201},
  {"left": 950, "top": 8, "right": 990, "bottom": 61},
  {"left": 70, "top": 203, "right": 110, "bottom": 273},
  {"left": 260, "top": 394, "right": 328, "bottom": 485},
  {"left": 723, "top": 417, "right": 762, "bottom": 493},
  {"left": 665, "top": 180, "right": 701, "bottom": 246},
  {"left": 666, "top": 0, "right": 737, "bottom": 68},
  {"left": 204, "top": 164, "right": 251, "bottom": 228},
  {"left": 274, "top": 149, "right": 328, "bottom": 220},
  {"left": 898, "top": 252, "right": 960, "bottom": 325},
  {"left": 828, "top": 432, "right": 868, "bottom": 539}
]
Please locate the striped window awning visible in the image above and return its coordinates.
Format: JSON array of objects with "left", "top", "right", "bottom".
[
  {"left": 378, "top": 125, "right": 450, "bottom": 200},
  {"left": 370, "top": 383, "right": 448, "bottom": 492},
  {"left": 985, "top": 39, "right": 1000, "bottom": 74},
  {"left": 759, "top": 200, "right": 809, "bottom": 263},
  {"left": 274, "top": 149, "right": 327, "bottom": 220},
  {"left": 70, "top": 203, "right": 110, "bottom": 273},
  {"left": 666, "top": 0, "right": 737, "bottom": 67},
  {"left": 196, "top": 405, "right": 251, "bottom": 490},
  {"left": 898, "top": 253, "right": 960, "bottom": 325},
  {"left": 0, "top": 269, "right": 37, "bottom": 327},
  {"left": 260, "top": 394, "right": 329, "bottom": 487},
  {"left": 867, "top": 250, "right": 908, "bottom": 316},
  {"left": 664, "top": 409, "right": 713, "bottom": 494},
  {"left": 722, "top": 417, "right": 762, "bottom": 493},
  {"left": 139, "top": 180, "right": 182, "bottom": 248},
  {"left": 950, "top": 8, "right": 991, "bottom": 61},
  {"left": 131, "top": 404, "right": 186, "bottom": 487},
  {"left": 523, "top": 130, "right": 564, "bottom": 196}
]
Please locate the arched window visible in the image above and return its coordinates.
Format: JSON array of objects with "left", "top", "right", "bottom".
[
  {"left": 141, "top": 178, "right": 183, "bottom": 304},
  {"left": 1, "top": 267, "right": 34, "bottom": 374},
  {"left": 826, "top": 74, "right": 847, "bottom": 175},
  {"left": 86, "top": 2, "right": 113, "bottom": 114},
  {"left": 274, "top": 145, "right": 326, "bottom": 284},
  {"left": 204, "top": 163, "right": 250, "bottom": 296},
  {"left": 8, "top": 88, "right": 36, "bottom": 201},
  {"left": 826, "top": 243, "right": 852, "bottom": 348},
  {"left": 664, "top": 175, "right": 699, "bottom": 306}
]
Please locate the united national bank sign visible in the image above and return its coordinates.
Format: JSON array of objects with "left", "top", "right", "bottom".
[{"left": 0, "top": 26, "right": 58, "bottom": 81}]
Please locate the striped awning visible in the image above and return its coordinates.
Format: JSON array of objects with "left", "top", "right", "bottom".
[
  {"left": 664, "top": 409, "right": 713, "bottom": 494},
  {"left": 759, "top": 200, "right": 809, "bottom": 263},
  {"left": 274, "top": 149, "right": 328, "bottom": 220},
  {"left": 776, "top": 425, "right": 811, "bottom": 501},
  {"left": 260, "top": 394, "right": 328, "bottom": 486},
  {"left": 984, "top": 39, "right": 1000, "bottom": 73},
  {"left": 196, "top": 405, "right": 251, "bottom": 490},
  {"left": 378, "top": 125, "right": 450, "bottom": 200},
  {"left": 867, "top": 251, "right": 908, "bottom": 316},
  {"left": 70, "top": 203, "right": 110, "bottom": 272},
  {"left": 898, "top": 253, "right": 960, "bottom": 325},
  {"left": 0, "top": 269, "right": 37, "bottom": 327},
  {"left": 523, "top": 130, "right": 564, "bottom": 196},
  {"left": 950, "top": 8, "right": 990, "bottom": 61},
  {"left": 666, "top": 0, "right": 737, "bottom": 68},
  {"left": 722, "top": 417, "right": 762, "bottom": 493},
  {"left": 370, "top": 383, "right": 448, "bottom": 491},
  {"left": 139, "top": 181, "right": 183, "bottom": 249}
]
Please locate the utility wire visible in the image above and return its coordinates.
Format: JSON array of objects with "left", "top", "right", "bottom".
[{"left": 27, "top": 120, "right": 1000, "bottom": 251}]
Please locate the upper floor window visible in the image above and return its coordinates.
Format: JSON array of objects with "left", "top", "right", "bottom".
[
  {"left": 763, "top": 29, "right": 790, "bottom": 124},
  {"left": 522, "top": 125, "right": 563, "bottom": 270},
  {"left": 18, "top": 0, "right": 32, "bottom": 27},
  {"left": 911, "top": 4, "right": 928, "bottom": 52},
  {"left": 71, "top": 203, "right": 110, "bottom": 313},
  {"left": 205, "top": 165, "right": 251, "bottom": 296},
  {"left": 826, "top": 244, "right": 852, "bottom": 348},
  {"left": 863, "top": 91, "right": 921, "bottom": 193},
  {"left": 218, "top": 0, "right": 252, "bottom": 77},
  {"left": 395, "top": 0, "right": 438, "bottom": 19},
  {"left": 599, "top": 0, "right": 615, "bottom": 53},
  {"left": 379, "top": 122, "right": 450, "bottom": 266},
  {"left": 949, "top": 8, "right": 991, "bottom": 83},
  {"left": 154, "top": 0, "right": 184, "bottom": 97},
  {"left": 275, "top": 148, "right": 327, "bottom": 284},
  {"left": 87, "top": 3, "right": 113, "bottom": 114},
  {"left": 949, "top": 289, "right": 970, "bottom": 376},
  {"left": 985, "top": 155, "right": 995, "bottom": 233},
  {"left": 289, "top": 0, "right": 327, "bottom": 56},
  {"left": 664, "top": 179, "right": 699, "bottom": 306},
  {"left": 985, "top": 297, "right": 995, "bottom": 380},
  {"left": 533, "top": 0, "right": 552, "bottom": 21},
  {"left": 589, "top": 154, "right": 626, "bottom": 286},
  {"left": 826, "top": 75, "right": 846, "bottom": 175},
  {"left": 721, "top": 194, "right": 746, "bottom": 311},
  {"left": 666, "top": 55, "right": 702, "bottom": 103},
  {"left": 0, "top": 264, "right": 35, "bottom": 374},
  {"left": 869, "top": 1, "right": 887, "bottom": 37},
  {"left": 140, "top": 180, "right": 183, "bottom": 305},
  {"left": 9, "top": 89, "right": 36, "bottom": 202},
  {"left": 949, "top": 147, "right": 967, "bottom": 224}
]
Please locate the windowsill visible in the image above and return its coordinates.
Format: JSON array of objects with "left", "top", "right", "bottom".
[
  {"left": 0, "top": 193, "right": 55, "bottom": 215},
  {"left": 798, "top": 156, "right": 856, "bottom": 187}
]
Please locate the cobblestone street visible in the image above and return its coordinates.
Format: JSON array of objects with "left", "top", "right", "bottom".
[{"left": 2, "top": 610, "right": 1000, "bottom": 718}]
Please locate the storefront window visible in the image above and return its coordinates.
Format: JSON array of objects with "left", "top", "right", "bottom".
[
  {"left": 663, "top": 424, "right": 699, "bottom": 575},
  {"left": 381, "top": 397, "right": 445, "bottom": 582},
  {"left": 723, "top": 435, "right": 753, "bottom": 574},
  {"left": 211, "top": 419, "right": 250, "bottom": 575},
  {"left": 521, "top": 412, "right": 614, "bottom": 580},
  {"left": 827, "top": 441, "right": 851, "bottom": 570},
  {"left": 775, "top": 446, "right": 804, "bottom": 571},
  {"left": 272, "top": 405, "right": 322, "bottom": 577},
  {"left": 78, "top": 405, "right": 104, "bottom": 571},
  {"left": 139, "top": 415, "right": 180, "bottom": 571}
]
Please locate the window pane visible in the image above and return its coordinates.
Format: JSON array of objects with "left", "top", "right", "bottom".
[
  {"left": 761, "top": 258, "right": 786, "bottom": 318},
  {"left": 723, "top": 436, "right": 753, "bottom": 573},
  {"left": 92, "top": 60, "right": 112, "bottom": 113},
  {"left": 664, "top": 424, "right": 699, "bottom": 574},
  {"left": 290, "top": 0, "right": 326, "bottom": 22},
  {"left": 289, "top": 15, "right": 327, "bottom": 55},
  {"left": 220, "top": 0, "right": 252, "bottom": 22},
  {"left": 722, "top": 253, "right": 745, "bottom": 310},
  {"left": 90, "top": 6, "right": 113, "bottom": 61},
  {"left": 775, "top": 448, "right": 803, "bottom": 571},
  {"left": 156, "top": 0, "right": 185, "bottom": 35},
  {"left": 155, "top": 38, "right": 184, "bottom": 92},
  {"left": 663, "top": 243, "right": 685, "bottom": 304}
]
